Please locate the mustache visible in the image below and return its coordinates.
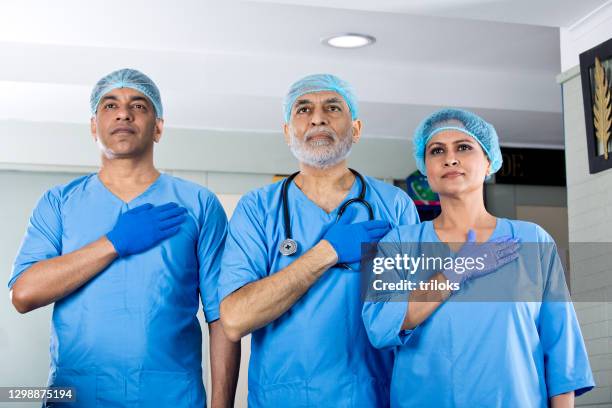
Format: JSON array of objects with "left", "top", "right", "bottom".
[{"left": 304, "top": 126, "right": 338, "bottom": 142}]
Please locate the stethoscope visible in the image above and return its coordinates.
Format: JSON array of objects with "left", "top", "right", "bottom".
[{"left": 278, "top": 168, "right": 374, "bottom": 257}]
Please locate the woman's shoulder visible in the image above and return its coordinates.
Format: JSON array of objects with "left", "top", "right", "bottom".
[
  {"left": 499, "top": 218, "right": 555, "bottom": 243},
  {"left": 384, "top": 221, "right": 431, "bottom": 243}
]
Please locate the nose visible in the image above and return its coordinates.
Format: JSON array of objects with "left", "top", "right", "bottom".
[
  {"left": 444, "top": 159, "right": 459, "bottom": 167},
  {"left": 114, "top": 106, "right": 133, "bottom": 122},
  {"left": 310, "top": 107, "right": 329, "bottom": 126},
  {"left": 443, "top": 152, "right": 459, "bottom": 167}
]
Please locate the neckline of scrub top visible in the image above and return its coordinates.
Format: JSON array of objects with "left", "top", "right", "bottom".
[
  {"left": 428, "top": 217, "right": 504, "bottom": 249},
  {"left": 289, "top": 173, "right": 360, "bottom": 217},
  {"left": 93, "top": 172, "right": 166, "bottom": 206}
]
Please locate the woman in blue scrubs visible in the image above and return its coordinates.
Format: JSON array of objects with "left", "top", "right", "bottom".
[{"left": 362, "top": 108, "right": 594, "bottom": 407}]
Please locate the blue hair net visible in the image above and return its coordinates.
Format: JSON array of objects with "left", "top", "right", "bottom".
[
  {"left": 413, "top": 108, "right": 502, "bottom": 176},
  {"left": 283, "top": 74, "right": 358, "bottom": 123},
  {"left": 90, "top": 68, "right": 163, "bottom": 118}
]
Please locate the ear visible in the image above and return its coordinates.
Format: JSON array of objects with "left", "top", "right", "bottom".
[
  {"left": 351, "top": 119, "right": 363, "bottom": 143},
  {"left": 90, "top": 117, "right": 97, "bottom": 142},
  {"left": 153, "top": 118, "right": 164, "bottom": 143},
  {"left": 283, "top": 123, "right": 291, "bottom": 145}
]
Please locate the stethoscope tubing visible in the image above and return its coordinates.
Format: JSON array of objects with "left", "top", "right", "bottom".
[{"left": 278, "top": 168, "right": 373, "bottom": 257}]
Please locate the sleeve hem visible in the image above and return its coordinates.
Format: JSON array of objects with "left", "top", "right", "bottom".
[
  {"left": 7, "top": 271, "right": 24, "bottom": 289},
  {"left": 396, "top": 302, "right": 416, "bottom": 345},
  {"left": 366, "top": 301, "right": 412, "bottom": 349},
  {"left": 203, "top": 311, "right": 220, "bottom": 323},
  {"left": 218, "top": 278, "right": 255, "bottom": 303},
  {"left": 548, "top": 379, "right": 595, "bottom": 398}
]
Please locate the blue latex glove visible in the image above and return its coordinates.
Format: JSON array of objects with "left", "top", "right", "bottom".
[
  {"left": 107, "top": 202, "right": 188, "bottom": 257},
  {"left": 443, "top": 229, "right": 520, "bottom": 285},
  {"left": 323, "top": 218, "right": 391, "bottom": 264}
]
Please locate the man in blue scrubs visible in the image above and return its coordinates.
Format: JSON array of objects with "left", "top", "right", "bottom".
[
  {"left": 9, "top": 68, "right": 240, "bottom": 407},
  {"left": 219, "top": 74, "right": 419, "bottom": 407}
]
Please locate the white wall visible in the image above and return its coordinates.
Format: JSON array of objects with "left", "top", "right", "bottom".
[
  {"left": 0, "top": 171, "right": 84, "bottom": 408},
  {"left": 551, "top": 8, "right": 612, "bottom": 404},
  {"left": 560, "top": 0, "right": 612, "bottom": 72},
  {"left": 557, "top": 68, "right": 612, "bottom": 406},
  {"left": 0, "top": 120, "right": 415, "bottom": 180},
  {"left": 558, "top": 6, "right": 612, "bottom": 404}
]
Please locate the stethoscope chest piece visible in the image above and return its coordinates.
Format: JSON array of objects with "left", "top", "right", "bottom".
[{"left": 279, "top": 238, "right": 298, "bottom": 256}]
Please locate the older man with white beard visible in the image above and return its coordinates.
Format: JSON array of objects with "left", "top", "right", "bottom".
[{"left": 218, "top": 74, "right": 419, "bottom": 407}]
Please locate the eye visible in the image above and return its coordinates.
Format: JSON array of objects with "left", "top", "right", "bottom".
[
  {"left": 458, "top": 143, "right": 473, "bottom": 151},
  {"left": 327, "top": 105, "right": 341, "bottom": 112},
  {"left": 429, "top": 147, "right": 444, "bottom": 155},
  {"left": 103, "top": 102, "right": 117, "bottom": 109},
  {"left": 296, "top": 106, "right": 310, "bottom": 114},
  {"left": 132, "top": 103, "right": 146, "bottom": 110}
]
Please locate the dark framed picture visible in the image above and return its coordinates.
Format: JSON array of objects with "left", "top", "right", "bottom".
[{"left": 579, "top": 37, "right": 612, "bottom": 174}]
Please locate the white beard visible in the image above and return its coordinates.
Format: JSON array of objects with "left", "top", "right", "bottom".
[{"left": 288, "top": 126, "right": 353, "bottom": 169}]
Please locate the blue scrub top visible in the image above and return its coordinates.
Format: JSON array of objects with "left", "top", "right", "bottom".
[
  {"left": 9, "top": 173, "right": 227, "bottom": 408},
  {"left": 362, "top": 219, "right": 595, "bottom": 408},
  {"left": 219, "top": 175, "right": 419, "bottom": 407}
]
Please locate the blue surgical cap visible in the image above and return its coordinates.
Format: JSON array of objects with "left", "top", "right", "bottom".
[
  {"left": 283, "top": 74, "right": 358, "bottom": 123},
  {"left": 90, "top": 68, "right": 163, "bottom": 119},
  {"left": 413, "top": 108, "right": 502, "bottom": 176}
]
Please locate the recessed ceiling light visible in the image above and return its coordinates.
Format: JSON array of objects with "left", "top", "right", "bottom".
[{"left": 322, "top": 33, "right": 376, "bottom": 49}]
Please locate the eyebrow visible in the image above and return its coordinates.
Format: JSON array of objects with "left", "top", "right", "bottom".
[
  {"left": 324, "top": 97, "right": 343, "bottom": 104},
  {"left": 428, "top": 138, "right": 475, "bottom": 147},
  {"left": 129, "top": 96, "right": 150, "bottom": 104},
  {"left": 294, "top": 99, "right": 311, "bottom": 108},
  {"left": 100, "top": 95, "right": 150, "bottom": 105},
  {"left": 100, "top": 95, "right": 118, "bottom": 102},
  {"left": 294, "top": 97, "right": 345, "bottom": 108}
]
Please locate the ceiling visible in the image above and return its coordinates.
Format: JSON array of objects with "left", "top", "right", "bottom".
[
  {"left": 249, "top": 0, "right": 609, "bottom": 27},
  {"left": 0, "top": 0, "right": 607, "bottom": 148}
]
